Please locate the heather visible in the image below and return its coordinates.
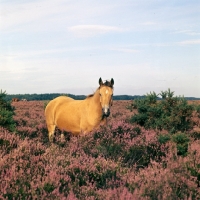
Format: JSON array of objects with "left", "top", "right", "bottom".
[{"left": 0, "top": 99, "right": 200, "bottom": 199}]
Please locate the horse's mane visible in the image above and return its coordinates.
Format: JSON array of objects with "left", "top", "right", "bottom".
[
  {"left": 86, "top": 80, "right": 113, "bottom": 99},
  {"left": 87, "top": 94, "right": 94, "bottom": 98}
]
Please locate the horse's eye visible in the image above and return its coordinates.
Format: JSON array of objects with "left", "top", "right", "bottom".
[{"left": 99, "top": 93, "right": 102, "bottom": 96}]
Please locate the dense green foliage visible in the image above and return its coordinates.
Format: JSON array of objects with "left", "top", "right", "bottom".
[
  {"left": 130, "top": 89, "right": 194, "bottom": 133},
  {"left": 172, "top": 132, "right": 190, "bottom": 156},
  {"left": 0, "top": 90, "right": 16, "bottom": 131}
]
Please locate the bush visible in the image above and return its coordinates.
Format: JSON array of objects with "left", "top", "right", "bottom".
[
  {"left": 0, "top": 90, "right": 16, "bottom": 131},
  {"left": 194, "top": 104, "right": 200, "bottom": 118},
  {"left": 123, "top": 145, "right": 150, "bottom": 168},
  {"left": 172, "top": 132, "right": 190, "bottom": 156},
  {"left": 130, "top": 89, "right": 194, "bottom": 133},
  {"left": 158, "top": 134, "right": 171, "bottom": 144}
]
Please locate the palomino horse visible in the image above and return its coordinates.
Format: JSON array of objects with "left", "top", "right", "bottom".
[{"left": 45, "top": 77, "right": 114, "bottom": 142}]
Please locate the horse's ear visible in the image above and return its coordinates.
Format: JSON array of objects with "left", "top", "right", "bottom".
[
  {"left": 111, "top": 78, "right": 114, "bottom": 86},
  {"left": 99, "top": 77, "right": 103, "bottom": 86}
]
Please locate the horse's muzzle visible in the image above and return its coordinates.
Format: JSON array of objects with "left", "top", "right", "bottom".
[{"left": 102, "top": 107, "right": 110, "bottom": 117}]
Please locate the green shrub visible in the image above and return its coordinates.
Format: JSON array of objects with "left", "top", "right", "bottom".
[
  {"left": 190, "top": 131, "right": 200, "bottom": 140},
  {"left": 96, "top": 138, "right": 124, "bottom": 161},
  {"left": 0, "top": 90, "right": 16, "bottom": 131},
  {"left": 123, "top": 145, "right": 150, "bottom": 168},
  {"left": 0, "top": 138, "right": 17, "bottom": 154},
  {"left": 172, "top": 132, "right": 190, "bottom": 156},
  {"left": 194, "top": 104, "right": 200, "bottom": 118},
  {"left": 59, "top": 179, "right": 70, "bottom": 195},
  {"left": 122, "top": 143, "right": 165, "bottom": 169},
  {"left": 67, "top": 166, "right": 119, "bottom": 190},
  {"left": 158, "top": 134, "right": 171, "bottom": 144},
  {"left": 43, "top": 183, "right": 55, "bottom": 193},
  {"left": 187, "top": 165, "right": 200, "bottom": 187},
  {"left": 132, "top": 127, "right": 141, "bottom": 135},
  {"left": 130, "top": 89, "right": 194, "bottom": 133},
  {"left": 3, "top": 180, "right": 31, "bottom": 199}
]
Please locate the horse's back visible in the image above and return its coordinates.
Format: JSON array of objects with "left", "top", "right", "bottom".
[
  {"left": 45, "top": 96, "right": 74, "bottom": 124},
  {"left": 46, "top": 96, "right": 73, "bottom": 109}
]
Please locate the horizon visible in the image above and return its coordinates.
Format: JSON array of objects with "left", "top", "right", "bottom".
[
  {"left": 6, "top": 92, "right": 200, "bottom": 99},
  {"left": 1, "top": 1, "right": 200, "bottom": 97}
]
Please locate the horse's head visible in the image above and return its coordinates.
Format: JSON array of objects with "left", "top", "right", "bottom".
[{"left": 99, "top": 77, "right": 114, "bottom": 118}]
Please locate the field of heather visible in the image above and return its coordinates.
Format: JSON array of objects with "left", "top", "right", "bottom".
[{"left": 1, "top": 100, "right": 200, "bottom": 199}]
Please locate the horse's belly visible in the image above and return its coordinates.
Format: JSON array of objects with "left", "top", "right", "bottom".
[
  {"left": 80, "top": 117, "right": 102, "bottom": 133},
  {"left": 56, "top": 116, "right": 80, "bottom": 133},
  {"left": 56, "top": 114, "right": 99, "bottom": 135}
]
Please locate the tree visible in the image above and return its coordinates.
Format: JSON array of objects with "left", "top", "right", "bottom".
[{"left": 0, "top": 90, "right": 16, "bottom": 131}]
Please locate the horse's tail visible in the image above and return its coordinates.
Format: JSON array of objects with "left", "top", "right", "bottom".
[{"left": 45, "top": 99, "right": 57, "bottom": 142}]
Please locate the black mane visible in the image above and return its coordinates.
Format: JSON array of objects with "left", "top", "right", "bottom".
[{"left": 102, "top": 80, "right": 113, "bottom": 88}]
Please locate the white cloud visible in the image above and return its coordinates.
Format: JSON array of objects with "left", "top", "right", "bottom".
[
  {"left": 110, "top": 48, "right": 140, "bottom": 53},
  {"left": 68, "top": 25, "right": 122, "bottom": 37},
  {"left": 178, "top": 39, "right": 200, "bottom": 45},
  {"left": 0, "top": 0, "right": 83, "bottom": 32},
  {"left": 0, "top": 0, "right": 124, "bottom": 33},
  {"left": 141, "top": 21, "right": 157, "bottom": 26},
  {"left": 173, "top": 30, "right": 200, "bottom": 36}
]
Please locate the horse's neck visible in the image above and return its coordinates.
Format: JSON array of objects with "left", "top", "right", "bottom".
[
  {"left": 88, "top": 89, "right": 102, "bottom": 115},
  {"left": 91, "top": 89, "right": 101, "bottom": 107}
]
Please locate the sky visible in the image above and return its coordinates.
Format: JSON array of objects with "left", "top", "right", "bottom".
[{"left": 0, "top": 0, "right": 200, "bottom": 97}]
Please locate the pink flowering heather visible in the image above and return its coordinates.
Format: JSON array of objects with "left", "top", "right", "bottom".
[{"left": 0, "top": 100, "right": 199, "bottom": 199}]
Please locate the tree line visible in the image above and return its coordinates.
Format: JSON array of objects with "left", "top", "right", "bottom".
[
  {"left": 5, "top": 93, "right": 146, "bottom": 101},
  {"left": 4, "top": 93, "right": 200, "bottom": 101}
]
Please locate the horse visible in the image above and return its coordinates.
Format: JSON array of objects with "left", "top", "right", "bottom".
[
  {"left": 12, "top": 98, "right": 19, "bottom": 102},
  {"left": 45, "top": 77, "right": 114, "bottom": 142}
]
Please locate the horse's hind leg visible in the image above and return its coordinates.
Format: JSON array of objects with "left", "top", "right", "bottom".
[
  {"left": 60, "top": 132, "right": 65, "bottom": 143},
  {"left": 47, "top": 124, "right": 56, "bottom": 142}
]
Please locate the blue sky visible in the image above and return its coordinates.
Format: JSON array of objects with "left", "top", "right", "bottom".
[{"left": 0, "top": 0, "right": 200, "bottom": 97}]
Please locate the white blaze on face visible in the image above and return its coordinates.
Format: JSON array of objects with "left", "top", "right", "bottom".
[
  {"left": 104, "top": 90, "right": 109, "bottom": 113},
  {"left": 104, "top": 105, "right": 109, "bottom": 113}
]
